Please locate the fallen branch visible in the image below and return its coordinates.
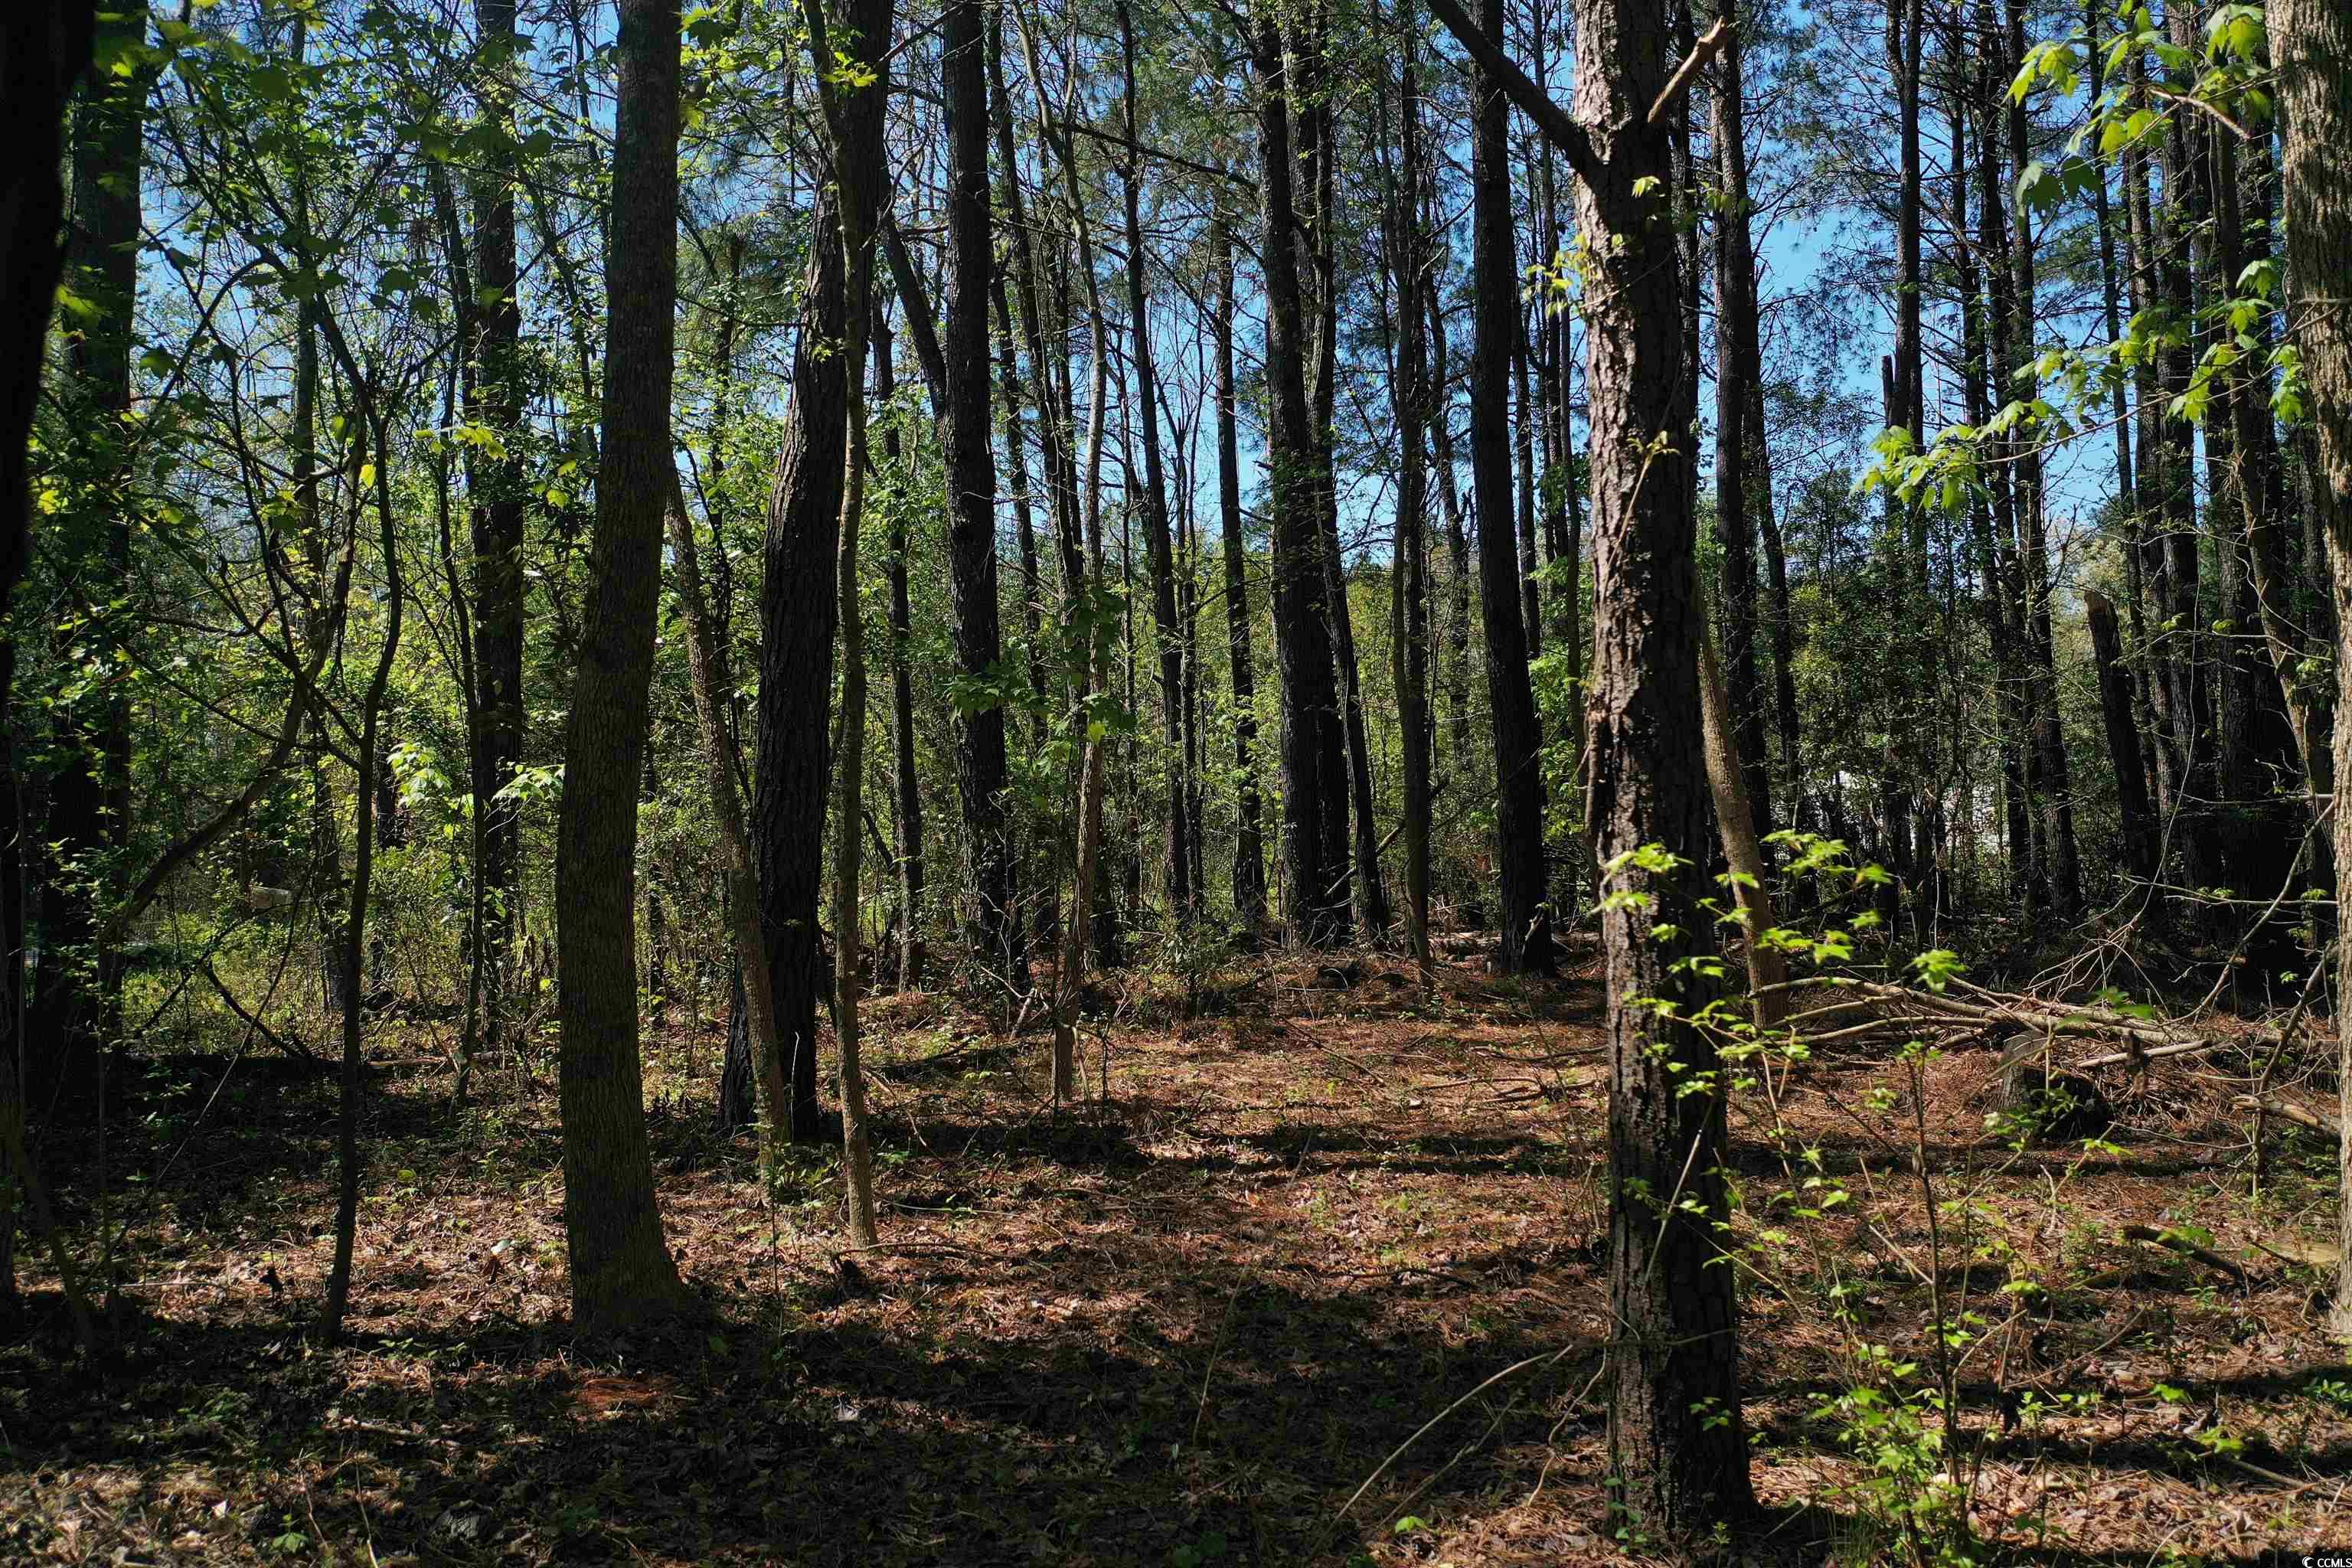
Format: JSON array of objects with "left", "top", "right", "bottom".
[
  {"left": 2236, "top": 1093, "right": 2338, "bottom": 1138},
  {"left": 2119, "top": 1223, "right": 2249, "bottom": 1285},
  {"left": 203, "top": 961, "right": 322, "bottom": 1067}
]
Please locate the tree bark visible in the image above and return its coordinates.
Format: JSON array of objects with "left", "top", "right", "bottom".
[
  {"left": 2267, "top": 0, "right": 2352, "bottom": 1334},
  {"left": 1426, "top": 273, "right": 1479, "bottom": 920},
  {"left": 1392, "top": 14, "right": 1434, "bottom": 974},
  {"left": 0, "top": 0, "right": 101, "bottom": 1351},
  {"left": 1697, "top": 583, "right": 1786, "bottom": 1027},
  {"left": 1250, "top": 8, "right": 1351, "bottom": 949},
  {"left": 943, "top": 0, "right": 1018, "bottom": 990},
  {"left": 2086, "top": 590, "right": 2158, "bottom": 882},
  {"left": 1212, "top": 214, "right": 1268, "bottom": 941},
  {"left": 1467, "top": 0, "right": 1551, "bottom": 972},
  {"left": 39, "top": 0, "right": 145, "bottom": 1108},
  {"left": 554, "top": 0, "right": 690, "bottom": 1331},
  {"left": 323, "top": 383, "right": 405, "bottom": 1344},
  {"left": 1711, "top": 11, "right": 1771, "bottom": 840},
  {"left": 1427, "top": 0, "right": 1754, "bottom": 1527},
  {"left": 668, "top": 473, "right": 786, "bottom": 1175},
  {"left": 469, "top": 0, "right": 528, "bottom": 1055},
  {"left": 799, "top": 0, "right": 893, "bottom": 1245},
  {"left": 2004, "top": 0, "right": 2082, "bottom": 916},
  {"left": 872, "top": 306, "right": 926, "bottom": 993},
  {"left": 1116, "top": 0, "right": 1194, "bottom": 924}
]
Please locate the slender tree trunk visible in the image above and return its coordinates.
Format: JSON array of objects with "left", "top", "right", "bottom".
[
  {"left": 990, "top": 202, "right": 1047, "bottom": 737},
  {"left": 1426, "top": 275, "right": 1478, "bottom": 921},
  {"left": 874, "top": 309, "right": 926, "bottom": 991},
  {"left": 1697, "top": 583, "right": 1785, "bottom": 1027},
  {"left": 1393, "top": 12, "right": 1433, "bottom": 972},
  {"left": 288, "top": 15, "right": 347, "bottom": 1019},
  {"left": 1975, "top": 5, "right": 2042, "bottom": 907},
  {"left": 2140, "top": 28, "right": 2220, "bottom": 890},
  {"left": 1711, "top": 13, "right": 1771, "bottom": 838},
  {"left": 469, "top": 0, "right": 528, "bottom": 1057},
  {"left": 1213, "top": 214, "right": 1267, "bottom": 941},
  {"left": 1514, "top": 315, "right": 1545, "bottom": 659},
  {"left": 2084, "top": 0, "right": 2135, "bottom": 512},
  {"left": 1294, "top": 8, "right": 1385, "bottom": 941},
  {"left": 323, "top": 391, "right": 406, "bottom": 1344},
  {"left": 1116, "top": 0, "right": 1194, "bottom": 923},
  {"left": 2087, "top": 590, "right": 2157, "bottom": 881},
  {"left": 799, "top": 0, "right": 893, "bottom": 1246},
  {"left": 943, "top": 0, "right": 1018, "bottom": 992},
  {"left": 2210, "top": 122, "right": 2326, "bottom": 819},
  {"left": 753, "top": 145, "right": 875, "bottom": 1142},
  {"left": 1250, "top": 7, "right": 1351, "bottom": 949},
  {"left": 1468, "top": 0, "right": 1551, "bottom": 972},
  {"left": 1016, "top": 5, "right": 1125, "bottom": 974},
  {"left": 668, "top": 474, "right": 786, "bottom": 1177},
  {"left": 555, "top": 0, "right": 690, "bottom": 1331},
  {"left": 2004, "top": 0, "right": 2080, "bottom": 915}
]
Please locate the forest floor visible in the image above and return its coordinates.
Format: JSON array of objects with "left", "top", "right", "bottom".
[{"left": 5, "top": 939, "right": 2352, "bottom": 1566}]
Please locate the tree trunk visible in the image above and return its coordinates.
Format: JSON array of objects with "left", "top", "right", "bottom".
[
  {"left": 943, "top": 0, "right": 1018, "bottom": 990},
  {"left": 1514, "top": 314, "right": 1545, "bottom": 659},
  {"left": 1973, "top": 8, "right": 2042, "bottom": 907},
  {"left": 323, "top": 388, "right": 406, "bottom": 1344},
  {"left": 1426, "top": 274, "right": 1480, "bottom": 921},
  {"left": 1697, "top": 582, "right": 1786, "bottom": 1027},
  {"left": 2003, "top": 0, "right": 2080, "bottom": 915},
  {"left": 2138, "top": 28, "right": 2220, "bottom": 890},
  {"left": 40, "top": 0, "right": 145, "bottom": 1109},
  {"left": 2267, "top": 0, "right": 2352, "bottom": 1333},
  {"left": 1393, "top": 15, "right": 1434, "bottom": 974},
  {"left": 753, "top": 198, "right": 861, "bottom": 1142},
  {"left": 1711, "top": 12, "right": 1771, "bottom": 839},
  {"left": 469, "top": 0, "right": 528, "bottom": 1057},
  {"left": 1294, "top": 8, "right": 1386, "bottom": 942},
  {"left": 1467, "top": 0, "right": 1552, "bottom": 972},
  {"left": 2086, "top": 590, "right": 2157, "bottom": 882},
  {"left": 1567, "top": 36, "right": 1754, "bottom": 1537},
  {"left": 799, "top": 0, "right": 893, "bottom": 1245},
  {"left": 1427, "top": 0, "right": 1752, "bottom": 1528},
  {"left": 1213, "top": 214, "right": 1267, "bottom": 941},
  {"left": 554, "top": 0, "right": 690, "bottom": 1331},
  {"left": 668, "top": 472, "right": 786, "bottom": 1177},
  {"left": 1117, "top": 0, "right": 1194, "bottom": 923},
  {"left": 2210, "top": 120, "right": 2327, "bottom": 822},
  {"left": 1250, "top": 7, "right": 1351, "bottom": 949},
  {"left": 0, "top": 0, "right": 102, "bottom": 1352},
  {"left": 873, "top": 308, "right": 926, "bottom": 992}
]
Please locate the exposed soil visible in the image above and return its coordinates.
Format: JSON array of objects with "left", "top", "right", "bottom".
[{"left": 5, "top": 943, "right": 2349, "bottom": 1565}]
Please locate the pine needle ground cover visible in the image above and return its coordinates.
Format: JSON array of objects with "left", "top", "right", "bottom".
[{"left": 5, "top": 945, "right": 2347, "bottom": 1566}]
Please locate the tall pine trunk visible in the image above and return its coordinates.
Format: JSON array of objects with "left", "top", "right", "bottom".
[
  {"left": 1468, "top": 0, "right": 1551, "bottom": 972},
  {"left": 1392, "top": 11, "right": 1433, "bottom": 972},
  {"left": 1117, "top": 0, "right": 1194, "bottom": 923},
  {"left": 943, "top": 0, "right": 1018, "bottom": 992},
  {"left": 1213, "top": 214, "right": 1268, "bottom": 940},
  {"left": 1251, "top": 8, "right": 1351, "bottom": 949},
  {"left": 1711, "top": 13, "right": 1771, "bottom": 839}
]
